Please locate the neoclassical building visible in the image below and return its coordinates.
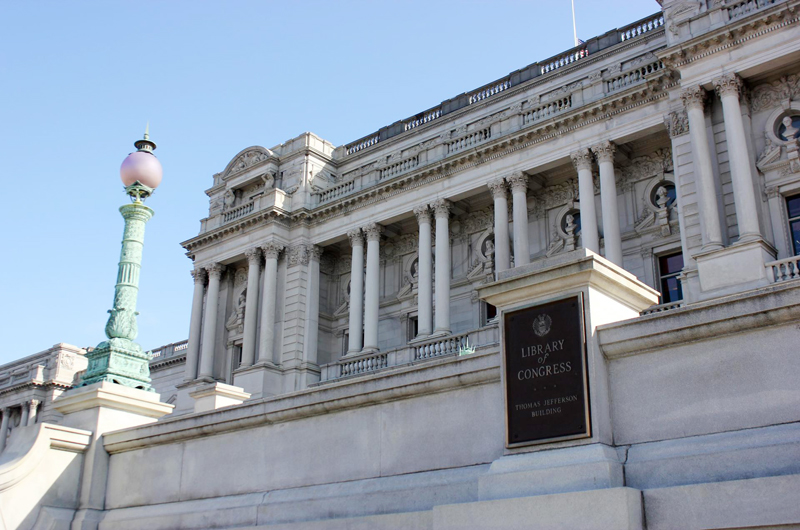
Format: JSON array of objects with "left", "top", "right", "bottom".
[{"left": 4, "top": 1, "right": 800, "bottom": 528}]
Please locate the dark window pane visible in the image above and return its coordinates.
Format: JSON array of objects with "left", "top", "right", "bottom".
[
  {"left": 660, "top": 276, "right": 683, "bottom": 304},
  {"left": 659, "top": 253, "right": 684, "bottom": 275},
  {"left": 787, "top": 195, "right": 800, "bottom": 220},
  {"left": 791, "top": 219, "right": 800, "bottom": 256},
  {"left": 486, "top": 303, "right": 497, "bottom": 320}
]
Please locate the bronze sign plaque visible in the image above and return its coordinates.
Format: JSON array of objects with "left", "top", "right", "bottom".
[{"left": 503, "top": 294, "right": 590, "bottom": 447}]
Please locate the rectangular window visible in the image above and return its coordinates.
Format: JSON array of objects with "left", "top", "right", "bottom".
[
  {"left": 407, "top": 316, "right": 418, "bottom": 341},
  {"left": 658, "top": 252, "right": 684, "bottom": 304},
  {"left": 482, "top": 302, "right": 498, "bottom": 326},
  {"left": 787, "top": 194, "right": 800, "bottom": 256}
]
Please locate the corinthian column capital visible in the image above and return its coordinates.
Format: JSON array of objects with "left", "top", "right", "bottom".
[
  {"left": 413, "top": 204, "right": 432, "bottom": 225},
  {"left": 487, "top": 177, "right": 508, "bottom": 199},
  {"left": 261, "top": 242, "right": 284, "bottom": 260},
  {"left": 571, "top": 149, "right": 593, "bottom": 171},
  {"left": 244, "top": 247, "right": 262, "bottom": 264},
  {"left": 347, "top": 229, "right": 364, "bottom": 248},
  {"left": 680, "top": 85, "right": 707, "bottom": 111},
  {"left": 591, "top": 140, "right": 616, "bottom": 163},
  {"left": 205, "top": 263, "right": 226, "bottom": 280},
  {"left": 431, "top": 198, "right": 453, "bottom": 219},
  {"left": 713, "top": 73, "right": 744, "bottom": 100},
  {"left": 363, "top": 222, "right": 384, "bottom": 242},
  {"left": 190, "top": 268, "right": 207, "bottom": 284},
  {"left": 506, "top": 172, "right": 529, "bottom": 193},
  {"left": 309, "top": 245, "right": 323, "bottom": 261}
]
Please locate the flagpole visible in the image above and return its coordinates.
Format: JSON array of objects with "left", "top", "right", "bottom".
[{"left": 572, "top": 0, "right": 579, "bottom": 47}]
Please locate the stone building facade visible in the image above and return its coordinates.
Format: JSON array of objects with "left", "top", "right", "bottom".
[{"left": 4, "top": 1, "right": 800, "bottom": 528}]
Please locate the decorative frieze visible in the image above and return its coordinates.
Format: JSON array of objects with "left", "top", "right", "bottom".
[
  {"left": 751, "top": 73, "right": 800, "bottom": 112},
  {"left": 664, "top": 110, "right": 689, "bottom": 137},
  {"left": 288, "top": 245, "right": 312, "bottom": 267}
]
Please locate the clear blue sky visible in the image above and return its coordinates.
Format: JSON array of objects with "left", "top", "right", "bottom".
[{"left": 0, "top": 0, "right": 659, "bottom": 365}]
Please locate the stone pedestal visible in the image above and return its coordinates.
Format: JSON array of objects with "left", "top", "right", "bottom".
[
  {"left": 233, "top": 363, "right": 283, "bottom": 400},
  {"left": 477, "top": 249, "right": 657, "bottom": 502},
  {"left": 694, "top": 239, "right": 777, "bottom": 300},
  {"left": 189, "top": 382, "right": 250, "bottom": 413},
  {"left": 53, "top": 382, "right": 173, "bottom": 530}
]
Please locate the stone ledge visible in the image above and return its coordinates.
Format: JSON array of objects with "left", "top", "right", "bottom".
[
  {"left": 103, "top": 350, "right": 500, "bottom": 454},
  {"left": 597, "top": 280, "right": 800, "bottom": 359},
  {"left": 54, "top": 381, "right": 174, "bottom": 418}
]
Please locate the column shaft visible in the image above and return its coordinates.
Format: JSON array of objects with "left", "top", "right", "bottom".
[
  {"left": 20, "top": 403, "right": 29, "bottom": 427},
  {"left": 682, "top": 86, "right": 724, "bottom": 250},
  {"left": 363, "top": 223, "right": 383, "bottom": 352},
  {"left": 303, "top": 246, "right": 322, "bottom": 363},
  {"left": 347, "top": 230, "right": 365, "bottom": 354},
  {"left": 0, "top": 408, "right": 9, "bottom": 452},
  {"left": 259, "top": 243, "right": 283, "bottom": 364},
  {"left": 715, "top": 74, "right": 762, "bottom": 242},
  {"left": 240, "top": 248, "right": 262, "bottom": 368},
  {"left": 198, "top": 264, "right": 224, "bottom": 379},
  {"left": 508, "top": 173, "right": 531, "bottom": 266},
  {"left": 488, "top": 179, "right": 511, "bottom": 271},
  {"left": 593, "top": 141, "right": 623, "bottom": 266},
  {"left": 433, "top": 199, "right": 452, "bottom": 334},
  {"left": 414, "top": 205, "right": 433, "bottom": 338},
  {"left": 572, "top": 150, "right": 600, "bottom": 253},
  {"left": 184, "top": 269, "right": 206, "bottom": 381},
  {"left": 27, "top": 400, "right": 39, "bottom": 426}
]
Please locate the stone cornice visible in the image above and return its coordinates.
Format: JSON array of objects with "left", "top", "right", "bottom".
[{"left": 181, "top": 207, "right": 292, "bottom": 253}]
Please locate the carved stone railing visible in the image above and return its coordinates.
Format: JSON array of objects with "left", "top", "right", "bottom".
[
  {"left": 338, "top": 351, "right": 389, "bottom": 378},
  {"left": 149, "top": 339, "right": 189, "bottom": 362},
  {"left": 380, "top": 155, "right": 419, "bottom": 181},
  {"left": 523, "top": 95, "right": 573, "bottom": 125},
  {"left": 607, "top": 60, "right": 665, "bottom": 93},
  {"left": 640, "top": 300, "right": 684, "bottom": 316},
  {"left": 618, "top": 13, "right": 665, "bottom": 41},
  {"left": 447, "top": 127, "right": 492, "bottom": 154},
  {"left": 318, "top": 180, "right": 356, "bottom": 204},
  {"left": 766, "top": 256, "right": 800, "bottom": 283},
  {"left": 413, "top": 331, "right": 471, "bottom": 361},
  {"left": 222, "top": 201, "right": 254, "bottom": 223},
  {"left": 468, "top": 80, "right": 510, "bottom": 105},
  {"left": 345, "top": 134, "right": 380, "bottom": 156},
  {"left": 540, "top": 45, "right": 589, "bottom": 75},
  {"left": 726, "top": 0, "right": 777, "bottom": 21},
  {"left": 405, "top": 109, "right": 442, "bottom": 131}
]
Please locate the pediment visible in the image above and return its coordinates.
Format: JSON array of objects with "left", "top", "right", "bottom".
[{"left": 222, "top": 146, "right": 276, "bottom": 179}]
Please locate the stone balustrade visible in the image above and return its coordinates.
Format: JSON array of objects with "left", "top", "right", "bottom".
[
  {"left": 447, "top": 127, "right": 492, "bottom": 154},
  {"left": 541, "top": 45, "right": 589, "bottom": 75},
  {"left": 404, "top": 109, "right": 442, "bottom": 131},
  {"left": 149, "top": 340, "right": 189, "bottom": 361},
  {"left": 766, "top": 256, "right": 800, "bottom": 283},
  {"left": 640, "top": 300, "right": 685, "bottom": 316},
  {"left": 222, "top": 201, "right": 255, "bottom": 223},
  {"left": 468, "top": 80, "right": 510, "bottom": 105},
  {"left": 606, "top": 60, "right": 664, "bottom": 93},
  {"left": 727, "top": 0, "right": 777, "bottom": 21},
  {"left": 523, "top": 95, "right": 573, "bottom": 125},
  {"left": 413, "top": 331, "right": 471, "bottom": 361},
  {"left": 618, "top": 13, "right": 664, "bottom": 41},
  {"left": 338, "top": 351, "right": 389, "bottom": 378},
  {"left": 380, "top": 155, "right": 419, "bottom": 181},
  {"left": 317, "top": 179, "right": 356, "bottom": 204},
  {"left": 345, "top": 134, "right": 380, "bottom": 155}
]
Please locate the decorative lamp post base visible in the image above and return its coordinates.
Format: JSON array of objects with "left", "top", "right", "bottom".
[{"left": 79, "top": 337, "right": 153, "bottom": 391}]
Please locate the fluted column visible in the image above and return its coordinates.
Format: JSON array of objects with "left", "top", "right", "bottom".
[
  {"left": 347, "top": 229, "right": 365, "bottom": 354},
  {"left": 363, "top": 223, "right": 384, "bottom": 352},
  {"left": 488, "top": 178, "right": 511, "bottom": 271},
  {"left": 259, "top": 242, "right": 284, "bottom": 364},
  {"left": 714, "top": 73, "right": 762, "bottom": 242},
  {"left": 508, "top": 172, "right": 531, "bottom": 266},
  {"left": 239, "top": 248, "right": 262, "bottom": 368},
  {"left": 0, "top": 408, "right": 9, "bottom": 452},
  {"left": 592, "top": 141, "right": 623, "bottom": 266},
  {"left": 198, "top": 263, "right": 225, "bottom": 380},
  {"left": 414, "top": 205, "right": 433, "bottom": 338},
  {"left": 433, "top": 199, "right": 452, "bottom": 335},
  {"left": 184, "top": 268, "right": 206, "bottom": 381},
  {"left": 303, "top": 246, "right": 322, "bottom": 363},
  {"left": 682, "top": 86, "right": 724, "bottom": 251},
  {"left": 27, "top": 399, "right": 39, "bottom": 426},
  {"left": 572, "top": 149, "right": 600, "bottom": 253}
]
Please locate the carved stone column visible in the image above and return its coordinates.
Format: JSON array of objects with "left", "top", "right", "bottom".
[
  {"left": 681, "top": 86, "right": 724, "bottom": 251},
  {"left": 414, "top": 205, "right": 433, "bottom": 338},
  {"left": 20, "top": 402, "right": 29, "bottom": 427},
  {"left": 240, "top": 247, "right": 262, "bottom": 368},
  {"left": 27, "top": 399, "right": 40, "bottom": 426},
  {"left": 714, "top": 73, "right": 762, "bottom": 242},
  {"left": 184, "top": 268, "right": 207, "bottom": 381},
  {"left": 433, "top": 199, "right": 453, "bottom": 335},
  {"left": 508, "top": 172, "right": 531, "bottom": 266},
  {"left": 592, "top": 141, "right": 623, "bottom": 266},
  {"left": 347, "top": 229, "right": 365, "bottom": 354},
  {"left": 363, "top": 223, "right": 384, "bottom": 352},
  {"left": 0, "top": 407, "right": 9, "bottom": 452},
  {"left": 198, "top": 263, "right": 225, "bottom": 380},
  {"left": 571, "top": 149, "right": 600, "bottom": 253},
  {"left": 488, "top": 178, "right": 511, "bottom": 271},
  {"left": 259, "top": 242, "right": 284, "bottom": 364},
  {"left": 303, "top": 246, "right": 322, "bottom": 363}
]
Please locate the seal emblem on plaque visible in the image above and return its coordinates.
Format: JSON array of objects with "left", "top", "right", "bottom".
[{"left": 532, "top": 314, "right": 552, "bottom": 337}]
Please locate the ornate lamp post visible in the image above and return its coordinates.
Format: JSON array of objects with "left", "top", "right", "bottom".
[{"left": 79, "top": 128, "right": 163, "bottom": 390}]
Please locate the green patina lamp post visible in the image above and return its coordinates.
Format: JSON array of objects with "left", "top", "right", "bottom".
[{"left": 80, "top": 128, "right": 163, "bottom": 391}]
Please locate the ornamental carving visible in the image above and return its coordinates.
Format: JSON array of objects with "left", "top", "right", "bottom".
[
  {"left": 413, "top": 204, "right": 432, "bottom": 225},
  {"left": 487, "top": 177, "right": 508, "bottom": 199},
  {"left": 506, "top": 172, "right": 529, "bottom": 193},
  {"left": 261, "top": 242, "right": 284, "bottom": 260},
  {"left": 750, "top": 74, "right": 800, "bottom": 113},
  {"left": 664, "top": 110, "right": 689, "bottom": 137},
  {"left": 680, "top": 86, "right": 707, "bottom": 111},
  {"left": 319, "top": 252, "right": 336, "bottom": 275},
  {"left": 288, "top": 245, "right": 311, "bottom": 267},
  {"left": 190, "top": 268, "right": 207, "bottom": 284},
  {"left": 536, "top": 180, "right": 577, "bottom": 209},
  {"left": 461, "top": 207, "right": 493, "bottom": 234},
  {"left": 347, "top": 229, "right": 364, "bottom": 247},
  {"left": 591, "top": 141, "right": 616, "bottom": 163},
  {"left": 206, "top": 263, "right": 226, "bottom": 280},
  {"left": 570, "top": 149, "right": 593, "bottom": 171},
  {"left": 309, "top": 245, "right": 323, "bottom": 261},
  {"left": 713, "top": 73, "right": 744, "bottom": 100},
  {"left": 620, "top": 149, "right": 673, "bottom": 185},
  {"left": 363, "top": 222, "right": 384, "bottom": 242},
  {"left": 233, "top": 267, "right": 248, "bottom": 287},
  {"left": 244, "top": 247, "right": 261, "bottom": 263},
  {"left": 432, "top": 199, "right": 453, "bottom": 218},
  {"left": 393, "top": 233, "right": 419, "bottom": 255},
  {"left": 223, "top": 147, "right": 273, "bottom": 178}
]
